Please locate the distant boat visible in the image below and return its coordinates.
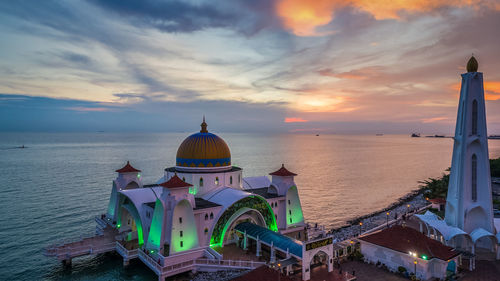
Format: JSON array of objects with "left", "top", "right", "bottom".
[
  {"left": 411, "top": 133, "right": 421, "bottom": 137},
  {"left": 425, "top": 135, "right": 446, "bottom": 138},
  {"left": 316, "top": 134, "right": 319, "bottom": 136},
  {"left": 17, "top": 145, "right": 26, "bottom": 149},
  {"left": 488, "top": 135, "right": 500, "bottom": 139},
  {"left": 376, "top": 134, "right": 383, "bottom": 136}
]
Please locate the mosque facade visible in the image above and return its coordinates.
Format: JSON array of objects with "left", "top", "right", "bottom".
[{"left": 105, "top": 118, "right": 306, "bottom": 259}]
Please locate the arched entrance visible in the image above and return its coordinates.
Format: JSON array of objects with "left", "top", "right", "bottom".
[
  {"left": 117, "top": 197, "right": 144, "bottom": 245},
  {"left": 222, "top": 208, "right": 266, "bottom": 245},
  {"left": 310, "top": 250, "right": 328, "bottom": 269},
  {"left": 209, "top": 195, "right": 277, "bottom": 247}
]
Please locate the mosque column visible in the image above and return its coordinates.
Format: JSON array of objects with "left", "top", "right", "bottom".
[
  {"left": 270, "top": 241, "right": 276, "bottom": 263},
  {"left": 256, "top": 236, "right": 261, "bottom": 257},
  {"left": 419, "top": 222, "right": 423, "bottom": 233},
  {"left": 496, "top": 244, "right": 500, "bottom": 260},
  {"left": 243, "top": 230, "right": 248, "bottom": 251}
]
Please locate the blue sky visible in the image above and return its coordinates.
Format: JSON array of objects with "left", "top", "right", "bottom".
[{"left": 1, "top": 1, "right": 500, "bottom": 133}]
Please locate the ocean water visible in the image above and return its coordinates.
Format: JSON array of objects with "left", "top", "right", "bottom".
[{"left": 1, "top": 132, "right": 500, "bottom": 281}]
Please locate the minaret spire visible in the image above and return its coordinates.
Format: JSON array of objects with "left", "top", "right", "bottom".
[{"left": 200, "top": 115, "right": 208, "bottom": 133}]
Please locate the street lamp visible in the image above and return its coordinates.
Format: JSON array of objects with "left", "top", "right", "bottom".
[
  {"left": 386, "top": 212, "right": 390, "bottom": 228},
  {"left": 359, "top": 222, "right": 363, "bottom": 236},
  {"left": 407, "top": 204, "right": 411, "bottom": 214},
  {"left": 414, "top": 259, "right": 417, "bottom": 276}
]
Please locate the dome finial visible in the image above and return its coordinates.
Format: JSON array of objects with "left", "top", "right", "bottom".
[
  {"left": 200, "top": 115, "right": 208, "bottom": 133},
  {"left": 467, "top": 54, "right": 478, "bottom": 72}
]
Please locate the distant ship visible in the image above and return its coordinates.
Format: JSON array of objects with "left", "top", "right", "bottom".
[
  {"left": 376, "top": 133, "right": 383, "bottom": 136},
  {"left": 425, "top": 135, "right": 446, "bottom": 138},
  {"left": 488, "top": 135, "right": 500, "bottom": 139},
  {"left": 411, "top": 133, "right": 421, "bottom": 137}
]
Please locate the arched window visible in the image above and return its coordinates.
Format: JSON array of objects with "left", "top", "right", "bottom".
[
  {"left": 199, "top": 177, "right": 204, "bottom": 187},
  {"left": 179, "top": 217, "right": 183, "bottom": 224},
  {"left": 210, "top": 212, "right": 214, "bottom": 220},
  {"left": 472, "top": 99, "right": 478, "bottom": 135},
  {"left": 215, "top": 177, "right": 219, "bottom": 185},
  {"left": 472, "top": 154, "right": 477, "bottom": 202},
  {"left": 204, "top": 228, "right": 208, "bottom": 234},
  {"left": 182, "top": 177, "right": 186, "bottom": 182},
  {"left": 204, "top": 214, "right": 208, "bottom": 221},
  {"left": 230, "top": 176, "right": 233, "bottom": 185}
]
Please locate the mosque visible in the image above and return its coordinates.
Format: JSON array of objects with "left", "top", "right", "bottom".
[{"left": 105, "top": 118, "right": 312, "bottom": 272}]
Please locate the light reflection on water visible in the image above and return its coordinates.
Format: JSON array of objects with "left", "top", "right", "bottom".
[{"left": 1, "top": 132, "right": 499, "bottom": 280}]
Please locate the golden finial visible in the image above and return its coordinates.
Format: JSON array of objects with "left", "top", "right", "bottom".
[
  {"left": 467, "top": 55, "right": 478, "bottom": 72},
  {"left": 200, "top": 115, "right": 208, "bottom": 133}
]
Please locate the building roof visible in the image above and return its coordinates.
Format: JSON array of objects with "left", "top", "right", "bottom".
[
  {"left": 159, "top": 174, "right": 192, "bottom": 189},
  {"left": 359, "top": 225, "right": 459, "bottom": 261},
  {"left": 428, "top": 198, "right": 446, "bottom": 204},
  {"left": 194, "top": 198, "right": 221, "bottom": 210},
  {"left": 231, "top": 265, "right": 293, "bottom": 281},
  {"left": 235, "top": 222, "right": 303, "bottom": 258},
  {"left": 247, "top": 187, "right": 282, "bottom": 199},
  {"left": 269, "top": 164, "right": 297, "bottom": 177},
  {"left": 115, "top": 161, "right": 141, "bottom": 173},
  {"left": 242, "top": 176, "right": 271, "bottom": 190}
]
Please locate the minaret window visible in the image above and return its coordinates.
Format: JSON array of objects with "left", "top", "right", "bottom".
[
  {"left": 210, "top": 212, "right": 214, "bottom": 219},
  {"left": 230, "top": 176, "right": 233, "bottom": 185},
  {"left": 199, "top": 177, "right": 204, "bottom": 187},
  {"left": 472, "top": 154, "right": 477, "bottom": 202},
  {"left": 215, "top": 177, "right": 219, "bottom": 185},
  {"left": 204, "top": 228, "right": 208, "bottom": 234},
  {"left": 472, "top": 99, "right": 478, "bottom": 135},
  {"left": 238, "top": 175, "right": 241, "bottom": 183},
  {"left": 179, "top": 217, "right": 183, "bottom": 224},
  {"left": 180, "top": 230, "right": 183, "bottom": 237},
  {"left": 180, "top": 241, "right": 183, "bottom": 248},
  {"left": 205, "top": 214, "right": 208, "bottom": 220}
]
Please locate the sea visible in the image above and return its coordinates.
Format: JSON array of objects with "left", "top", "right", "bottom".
[{"left": 1, "top": 132, "right": 500, "bottom": 280}]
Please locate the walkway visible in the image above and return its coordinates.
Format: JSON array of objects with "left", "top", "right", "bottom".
[
  {"left": 44, "top": 226, "right": 117, "bottom": 262},
  {"left": 235, "top": 222, "right": 303, "bottom": 258}
]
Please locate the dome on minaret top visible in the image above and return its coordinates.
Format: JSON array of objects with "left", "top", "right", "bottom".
[
  {"left": 176, "top": 117, "right": 231, "bottom": 170},
  {"left": 467, "top": 55, "right": 478, "bottom": 72}
]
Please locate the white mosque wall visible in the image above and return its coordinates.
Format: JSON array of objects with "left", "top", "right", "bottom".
[
  {"left": 286, "top": 185, "right": 305, "bottom": 228},
  {"left": 116, "top": 172, "right": 142, "bottom": 190},
  {"left": 170, "top": 199, "right": 199, "bottom": 254},
  {"left": 165, "top": 169, "right": 243, "bottom": 197},
  {"left": 194, "top": 206, "right": 222, "bottom": 246}
]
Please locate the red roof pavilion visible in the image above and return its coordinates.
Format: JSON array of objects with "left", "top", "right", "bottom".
[
  {"left": 359, "top": 225, "right": 459, "bottom": 261},
  {"left": 115, "top": 161, "right": 141, "bottom": 173},
  {"left": 269, "top": 164, "right": 297, "bottom": 177},
  {"left": 159, "top": 174, "right": 193, "bottom": 189}
]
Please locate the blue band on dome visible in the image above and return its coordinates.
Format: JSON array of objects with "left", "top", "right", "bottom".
[{"left": 176, "top": 157, "right": 231, "bottom": 167}]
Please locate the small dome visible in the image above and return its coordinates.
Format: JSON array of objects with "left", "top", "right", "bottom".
[
  {"left": 467, "top": 55, "right": 478, "bottom": 72},
  {"left": 176, "top": 118, "right": 231, "bottom": 170}
]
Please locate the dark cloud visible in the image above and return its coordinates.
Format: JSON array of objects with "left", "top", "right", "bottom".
[{"left": 88, "top": 0, "right": 280, "bottom": 35}]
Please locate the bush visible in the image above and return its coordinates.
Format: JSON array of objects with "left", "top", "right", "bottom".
[{"left": 397, "top": 266, "right": 407, "bottom": 274}]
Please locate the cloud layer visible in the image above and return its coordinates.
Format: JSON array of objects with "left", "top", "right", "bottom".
[{"left": 0, "top": 0, "right": 499, "bottom": 133}]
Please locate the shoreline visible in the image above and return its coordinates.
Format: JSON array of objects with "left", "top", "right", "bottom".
[{"left": 328, "top": 187, "right": 428, "bottom": 241}]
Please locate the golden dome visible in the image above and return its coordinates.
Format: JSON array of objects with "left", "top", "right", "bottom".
[{"left": 176, "top": 119, "right": 231, "bottom": 168}]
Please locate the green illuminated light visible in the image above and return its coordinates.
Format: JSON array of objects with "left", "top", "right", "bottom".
[
  {"left": 422, "top": 255, "right": 428, "bottom": 260},
  {"left": 137, "top": 174, "right": 141, "bottom": 178},
  {"left": 117, "top": 224, "right": 121, "bottom": 228}
]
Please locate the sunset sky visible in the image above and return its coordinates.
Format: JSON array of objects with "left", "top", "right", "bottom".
[{"left": 1, "top": 0, "right": 500, "bottom": 133}]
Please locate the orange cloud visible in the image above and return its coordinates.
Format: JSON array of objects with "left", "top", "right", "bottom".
[
  {"left": 485, "top": 81, "right": 500, "bottom": 100},
  {"left": 276, "top": 0, "right": 496, "bottom": 36},
  {"left": 285, "top": 117, "right": 308, "bottom": 123}
]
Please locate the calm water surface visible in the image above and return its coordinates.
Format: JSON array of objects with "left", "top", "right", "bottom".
[{"left": 1, "top": 133, "right": 500, "bottom": 280}]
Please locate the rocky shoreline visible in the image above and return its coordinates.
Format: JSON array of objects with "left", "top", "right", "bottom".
[{"left": 329, "top": 188, "right": 429, "bottom": 242}]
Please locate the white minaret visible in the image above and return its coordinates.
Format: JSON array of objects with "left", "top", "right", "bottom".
[{"left": 445, "top": 56, "right": 495, "bottom": 234}]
